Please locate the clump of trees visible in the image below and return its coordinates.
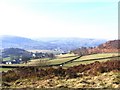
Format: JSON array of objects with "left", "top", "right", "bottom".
[
  {"left": 2, "top": 48, "right": 56, "bottom": 64},
  {"left": 32, "top": 52, "right": 56, "bottom": 59},
  {"left": 71, "top": 47, "right": 89, "bottom": 56},
  {"left": 31, "top": 52, "right": 55, "bottom": 66},
  {"left": 71, "top": 40, "right": 120, "bottom": 56}
]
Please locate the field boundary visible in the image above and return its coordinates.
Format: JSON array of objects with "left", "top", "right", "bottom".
[
  {"left": 73, "top": 56, "right": 120, "bottom": 62},
  {"left": 1, "top": 56, "right": 81, "bottom": 68},
  {"left": 1, "top": 56, "right": 120, "bottom": 68}
]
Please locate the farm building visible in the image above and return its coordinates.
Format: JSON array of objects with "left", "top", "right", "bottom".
[{"left": 2, "top": 59, "right": 22, "bottom": 64}]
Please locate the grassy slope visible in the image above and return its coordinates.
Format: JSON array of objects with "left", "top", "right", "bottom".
[
  {"left": 56, "top": 53, "right": 76, "bottom": 58},
  {"left": 64, "top": 53, "right": 119, "bottom": 67},
  {"left": 2, "top": 57, "right": 11, "bottom": 61},
  {"left": 75, "top": 53, "right": 119, "bottom": 61},
  {"left": 47, "top": 56, "right": 77, "bottom": 65},
  {"left": 64, "top": 59, "right": 111, "bottom": 67},
  {"left": 29, "top": 53, "right": 119, "bottom": 67},
  {"left": 28, "top": 53, "right": 77, "bottom": 65}
]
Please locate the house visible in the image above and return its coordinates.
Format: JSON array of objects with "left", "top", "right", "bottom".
[
  {"left": 32, "top": 54, "right": 36, "bottom": 58},
  {"left": 2, "top": 61, "right": 12, "bottom": 64},
  {"left": 2, "top": 59, "right": 22, "bottom": 64},
  {"left": 6, "top": 62, "right": 12, "bottom": 64},
  {"left": 32, "top": 53, "right": 47, "bottom": 58}
]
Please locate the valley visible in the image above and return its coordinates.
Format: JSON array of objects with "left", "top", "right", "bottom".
[
  {"left": 0, "top": 37, "right": 120, "bottom": 89},
  {"left": 0, "top": 0, "right": 119, "bottom": 89}
]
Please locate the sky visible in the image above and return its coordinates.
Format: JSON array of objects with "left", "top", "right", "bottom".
[{"left": 0, "top": 0, "right": 119, "bottom": 40}]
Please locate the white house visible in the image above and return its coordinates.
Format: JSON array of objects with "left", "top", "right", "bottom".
[{"left": 6, "top": 62, "right": 12, "bottom": 64}]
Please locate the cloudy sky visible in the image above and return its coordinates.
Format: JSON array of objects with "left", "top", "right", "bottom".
[{"left": 0, "top": 0, "right": 118, "bottom": 39}]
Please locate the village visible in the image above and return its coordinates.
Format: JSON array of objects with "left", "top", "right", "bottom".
[{"left": 1, "top": 48, "right": 57, "bottom": 65}]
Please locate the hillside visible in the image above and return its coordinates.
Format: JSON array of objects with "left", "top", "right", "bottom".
[
  {"left": 0, "top": 35, "right": 49, "bottom": 50},
  {"left": 72, "top": 40, "right": 120, "bottom": 56},
  {"left": 2, "top": 48, "right": 31, "bottom": 58},
  {"left": 88, "top": 40, "right": 120, "bottom": 53},
  {"left": 0, "top": 35, "right": 107, "bottom": 51}
]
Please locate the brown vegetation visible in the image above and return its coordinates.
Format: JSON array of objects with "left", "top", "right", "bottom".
[
  {"left": 2, "top": 60, "right": 120, "bottom": 83},
  {"left": 1, "top": 59, "right": 120, "bottom": 88},
  {"left": 72, "top": 40, "right": 120, "bottom": 56}
]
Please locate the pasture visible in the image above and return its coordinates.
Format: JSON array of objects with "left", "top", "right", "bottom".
[
  {"left": 74, "top": 53, "right": 119, "bottom": 61},
  {"left": 0, "top": 68, "right": 12, "bottom": 72},
  {"left": 2, "top": 57, "right": 11, "bottom": 61},
  {"left": 64, "top": 53, "right": 120, "bottom": 67},
  {"left": 26, "top": 53, "right": 119, "bottom": 67},
  {"left": 1, "top": 53, "right": 119, "bottom": 69}
]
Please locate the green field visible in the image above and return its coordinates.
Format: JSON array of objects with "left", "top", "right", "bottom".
[
  {"left": 64, "top": 58, "right": 113, "bottom": 67},
  {"left": 29, "top": 53, "right": 119, "bottom": 66},
  {"left": 64, "top": 53, "right": 120, "bottom": 67},
  {"left": 27, "top": 58, "right": 50, "bottom": 66},
  {"left": 28, "top": 53, "right": 77, "bottom": 65},
  {"left": 1, "top": 53, "right": 119, "bottom": 68},
  {"left": 0, "top": 68, "right": 12, "bottom": 72},
  {"left": 47, "top": 56, "right": 77, "bottom": 65},
  {"left": 56, "top": 53, "right": 76, "bottom": 58},
  {"left": 75, "top": 53, "right": 119, "bottom": 61},
  {"left": 2, "top": 57, "right": 11, "bottom": 61}
]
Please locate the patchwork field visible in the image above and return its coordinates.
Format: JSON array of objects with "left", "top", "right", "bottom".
[
  {"left": 1, "top": 53, "right": 120, "bottom": 72},
  {"left": 64, "top": 53, "right": 120, "bottom": 67},
  {"left": 28, "top": 53, "right": 120, "bottom": 66}
]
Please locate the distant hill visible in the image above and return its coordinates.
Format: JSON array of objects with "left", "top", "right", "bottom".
[
  {"left": 30, "top": 37, "right": 108, "bottom": 51},
  {"left": 0, "top": 35, "right": 49, "bottom": 50},
  {"left": 0, "top": 35, "right": 107, "bottom": 51},
  {"left": 35, "top": 38, "right": 107, "bottom": 51}
]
